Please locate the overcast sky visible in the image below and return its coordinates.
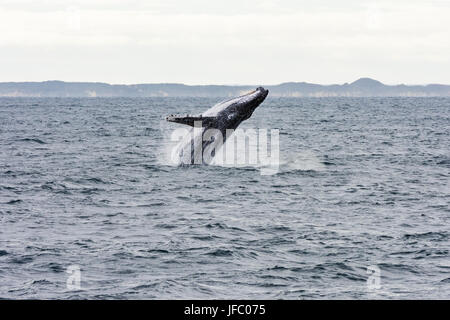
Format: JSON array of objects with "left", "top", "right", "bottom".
[{"left": 0, "top": 0, "right": 449, "bottom": 85}]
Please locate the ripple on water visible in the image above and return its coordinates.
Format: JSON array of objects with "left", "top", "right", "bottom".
[{"left": 1, "top": 97, "right": 449, "bottom": 299}]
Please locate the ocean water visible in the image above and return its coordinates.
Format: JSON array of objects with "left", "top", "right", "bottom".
[{"left": 0, "top": 96, "right": 449, "bottom": 299}]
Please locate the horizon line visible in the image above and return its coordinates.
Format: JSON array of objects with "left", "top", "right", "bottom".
[{"left": 1, "top": 78, "right": 449, "bottom": 87}]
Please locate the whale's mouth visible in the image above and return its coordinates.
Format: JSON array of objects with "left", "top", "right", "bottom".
[
  {"left": 252, "top": 87, "right": 269, "bottom": 105},
  {"left": 257, "top": 87, "right": 269, "bottom": 100},
  {"left": 239, "top": 87, "right": 269, "bottom": 120}
]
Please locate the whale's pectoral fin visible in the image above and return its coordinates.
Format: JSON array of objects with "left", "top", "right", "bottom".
[{"left": 165, "top": 114, "right": 217, "bottom": 127}]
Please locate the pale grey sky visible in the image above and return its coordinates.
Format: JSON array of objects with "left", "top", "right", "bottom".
[{"left": 0, "top": 0, "right": 449, "bottom": 85}]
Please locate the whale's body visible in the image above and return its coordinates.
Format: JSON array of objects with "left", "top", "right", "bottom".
[{"left": 167, "top": 87, "right": 269, "bottom": 165}]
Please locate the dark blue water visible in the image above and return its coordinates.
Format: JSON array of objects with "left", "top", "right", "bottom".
[{"left": 0, "top": 97, "right": 449, "bottom": 299}]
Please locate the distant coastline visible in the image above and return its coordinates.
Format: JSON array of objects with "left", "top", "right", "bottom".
[{"left": 1, "top": 78, "right": 449, "bottom": 97}]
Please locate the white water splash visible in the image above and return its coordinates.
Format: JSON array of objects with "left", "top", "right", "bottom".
[{"left": 278, "top": 150, "right": 326, "bottom": 172}]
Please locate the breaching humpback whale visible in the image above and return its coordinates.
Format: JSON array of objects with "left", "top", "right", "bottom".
[{"left": 166, "top": 87, "right": 269, "bottom": 165}]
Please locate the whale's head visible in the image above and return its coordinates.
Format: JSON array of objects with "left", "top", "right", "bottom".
[
  {"left": 214, "top": 87, "right": 269, "bottom": 128},
  {"left": 239, "top": 87, "right": 269, "bottom": 120}
]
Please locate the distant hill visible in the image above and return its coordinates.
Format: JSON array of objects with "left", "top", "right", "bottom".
[{"left": 0, "top": 78, "right": 449, "bottom": 97}]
